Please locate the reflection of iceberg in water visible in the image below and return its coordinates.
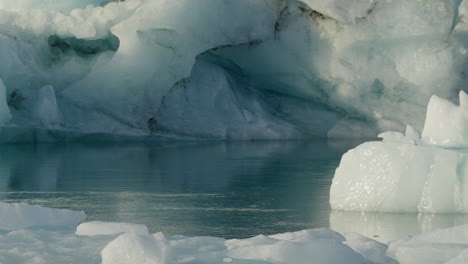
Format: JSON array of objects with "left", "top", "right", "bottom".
[{"left": 330, "top": 210, "right": 468, "bottom": 243}]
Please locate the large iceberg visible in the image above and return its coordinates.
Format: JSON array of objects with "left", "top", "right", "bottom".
[
  {"left": 0, "top": 0, "right": 467, "bottom": 141},
  {"left": 330, "top": 91, "right": 468, "bottom": 213}
]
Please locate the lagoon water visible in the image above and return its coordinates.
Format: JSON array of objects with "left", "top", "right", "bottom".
[{"left": 0, "top": 140, "right": 467, "bottom": 242}]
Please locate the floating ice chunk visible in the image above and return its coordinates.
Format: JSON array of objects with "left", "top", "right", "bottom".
[
  {"left": 344, "top": 232, "right": 398, "bottom": 264},
  {"left": 226, "top": 229, "right": 368, "bottom": 264},
  {"left": 76, "top": 221, "right": 149, "bottom": 236},
  {"left": 330, "top": 91, "right": 468, "bottom": 213},
  {"left": 0, "top": 202, "right": 85, "bottom": 230},
  {"left": 101, "top": 228, "right": 374, "bottom": 264},
  {"left": 421, "top": 92, "right": 468, "bottom": 147},
  {"left": 101, "top": 232, "right": 169, "bottom": 264},
  {"left": 330, "top": 141, "right": 468, "bottom": 213},
  {"left": 0, "top": 79, "right": 11, "bottom": 125}
]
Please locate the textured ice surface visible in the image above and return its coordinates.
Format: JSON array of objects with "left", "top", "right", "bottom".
[
  {"left": 0, "top": 0, "right": 466, "bottom": 140},
  {"left": 0, "top": 202, "right": 85, "bottom": 230},
  {"left": 101, "top": 229, "right": 379, "bottom": 264},
  {"left": 330, "top": 92, "right": 468, "bottom": 213}
]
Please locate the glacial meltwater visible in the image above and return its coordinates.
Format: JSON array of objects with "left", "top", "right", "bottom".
[{"left": 0, "top": 140, "right": 467, "bottom": 243}]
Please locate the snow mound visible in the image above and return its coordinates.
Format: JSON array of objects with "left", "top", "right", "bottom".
[
  {"left": 330, "top": 92, "right": 468, "bottom": 213},
  {"left": 0, "top": 202, "right": 85, "bottom": 230},
  {"left": 76, "top": 221, "right": 149, "bottom": 236}
]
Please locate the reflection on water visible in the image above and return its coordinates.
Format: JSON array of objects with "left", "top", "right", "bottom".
[
  {"left": 330, "top": 210, "right": 468, "bottom": 243},
  {"left": 0, "top": 140, "right": 356, "bottom": 238},
  {"left": 1, "top": 140, "right": 467, "bottom": 241}
]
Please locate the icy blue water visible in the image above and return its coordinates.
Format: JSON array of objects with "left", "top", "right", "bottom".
[
  {"left": 0, "top": 140, "right": 360, "bottom": 238},
  {"left": 1, "top": 140, "right": 467, "bottom": 241}
]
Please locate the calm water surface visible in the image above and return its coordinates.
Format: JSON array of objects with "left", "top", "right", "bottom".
[{"left": 1, "top": 140, "right": 467, "bottom": 242}]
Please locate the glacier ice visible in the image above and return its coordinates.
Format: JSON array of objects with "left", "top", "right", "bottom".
[
  {"left": 0, "top": 0, "right": 467, "bottom": 140},
  {"left": 330, "top": 91, "right": 468, "bottom": 213}
]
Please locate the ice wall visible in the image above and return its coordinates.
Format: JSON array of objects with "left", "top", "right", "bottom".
[{"left": 0, "top": 0, "right": 467, "bottom": 140}]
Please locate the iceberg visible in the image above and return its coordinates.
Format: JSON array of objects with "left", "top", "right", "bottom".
[
  {"left": 330, "top": 91, "right": 468, "bottom": 213},
  {"left": 0, "top": 0, "right": 466, "bottom": 140}
]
